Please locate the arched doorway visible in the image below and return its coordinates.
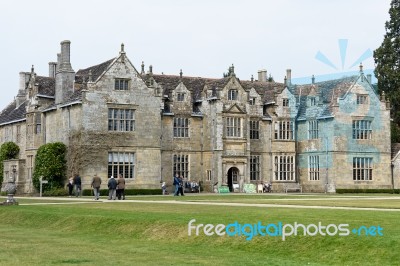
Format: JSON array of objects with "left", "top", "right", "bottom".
[{"left": 227, "top": 167, "right": 239, "bottom": 192}]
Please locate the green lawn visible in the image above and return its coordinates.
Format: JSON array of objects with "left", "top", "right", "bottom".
[{"left": 0, "top": 195, "right": 399, "bottom": 265}]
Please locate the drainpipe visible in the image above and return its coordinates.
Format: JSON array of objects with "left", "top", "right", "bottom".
[
  {"left": 325, "top": 137, "right": 328, "bottom": 193},
  {"left": 391, "top": 162, "right": 395, "bottom": 191}
]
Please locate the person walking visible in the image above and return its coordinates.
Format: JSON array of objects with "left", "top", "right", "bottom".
[
  {"left": 108, "top": 176, "right": 117, "bottom": 200},
  {"left": 91, "top": 174, "right": 102, "bottom": 200},
  {"left": 73, "top": 174, "right": 82, "bottom": 197},
  {"left": 173, "top": 173, "right": 180, "bottom": 196},
  {"left": 116, "top": 174, "right": 126, "bottom": 200}
]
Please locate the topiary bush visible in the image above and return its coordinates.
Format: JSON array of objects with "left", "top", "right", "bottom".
[
  {"left": 33, "top": 142, "right": 67, "bottom": 191},
  {"left": 0, "top": 141, "right": 20, "bottom": 184}
]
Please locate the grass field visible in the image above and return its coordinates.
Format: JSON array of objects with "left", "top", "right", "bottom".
[{"left": 0, "top": 194, "right": 399, "bottom": 265}]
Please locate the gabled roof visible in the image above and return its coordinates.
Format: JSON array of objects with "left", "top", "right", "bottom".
[
  {"left": 149, "top": 74, "right": 231, "bottom": 102},
  {"left": 35, "top": 76, "right": 55, "bottom": 97},
  {"left": 0, "top": 100, "right": 27, "bottom": 125},
  {"left": 295, "top": 76, "right": 359, "bottom": 120},
  {"left": 240, "top": 80, "right": 284, "bottom": 103},
  {"left": 148, "top": 74, "right": 284, "bottom": 103},
  {"left": 75, "top": 58, "right": 115, "bottom": 83}
]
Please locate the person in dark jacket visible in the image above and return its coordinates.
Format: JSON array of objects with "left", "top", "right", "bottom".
[
  {"left": 173, "top": 173, "right": 180, "bottom": 196},
  {"left": 108, "top": 176, "right": 117, "bottom": 200},
  {"left": 178, "top": 175, "right": 185, "bottom": 196},
  {"left": 73, "top": 174, "right": 82, "bottom": 197}
]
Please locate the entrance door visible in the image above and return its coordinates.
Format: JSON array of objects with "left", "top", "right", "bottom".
[{"left": 227, "top": 167, "right": 239, "bottom": 192}]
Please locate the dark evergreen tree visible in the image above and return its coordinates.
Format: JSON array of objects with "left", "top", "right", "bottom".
[{"left": 374, "top": 0, "right": 400, "bottom": 142}]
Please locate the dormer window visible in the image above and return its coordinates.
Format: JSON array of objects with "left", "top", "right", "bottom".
[
  {"left": 310, "top": 97, "right": 316, "bottom": 106},
  {"left": 115, "top": 79, "right": 129, "bottom": 90},
  {"left": 249, "top": 97, "right": 256, "bottom": 105},
  {"left": 282, "top": 98, "right": 289, "bottom": 107},
  {"left": 177, "top": 93, "right": 185, "bottom": 102},
  {"left": 228, "top": 89, "right": 238, "bottom": 100},
  {"left": 357, "top": 94, "right": 368, "bottom": 104}
]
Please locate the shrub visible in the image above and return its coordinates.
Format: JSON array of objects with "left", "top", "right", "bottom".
[
  {"left": 0, "top": 142, "right": 20, "bottom": 184},
  {"left": 33, "top": 142, "right": 67, "bottom": 191},
  {"left": 42, "top": 187, "right": 69, "bottom": 197},
  {"left": 336, "top": 189, "right": 400, "bottom": 194},
  {"left": 82, "top": 189, "right": 162, "bottom": 196}
]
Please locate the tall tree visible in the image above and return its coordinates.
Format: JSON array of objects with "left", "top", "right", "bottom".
[{"left": 374, "top": 0, "right": 400, "bottom": 142}]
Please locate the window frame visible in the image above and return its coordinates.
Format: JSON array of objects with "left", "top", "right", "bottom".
[
  {"left": 173, "top": 117, "right": 189, "bottom": 138},
  {"left": 177, "top": 93, "right": 185, "bottom": 102},
  {"left": 226, "top": 117, "right": 242, "bottom": 137},
  {"left": 108, "top": 152, "right": 135, "bottom": 179},
  {"left": 114, "top": 79, "right": 130, "bottom": 90},
  {"left": 173, "top": 154, "right": 189, "bottom": 180},
  {"left": 308, "top": 120, "right": 319, "bottom": 139},
  {"left": 356, "top": 94, "right": 368, "bottom": 105},
  {"left": 108, "top": 108, "right": 135, "bottom": 132},
  {"left": 228, "top": 89, "right": 238, "bottom": 101},
  {"left": 352, "top": 120, "right": 372, "bottom": 140},
  {"left": 282, "top": 98, "right": 289, "bottom": 107},
  {"left": 274, "top": 120, "right": 294, "bottom": 140},
  {"left": 250, "top": 155, "right": 260, "bottom": 181},
  {"left": 309, "top": 155, "right": 320, "bottom": 181},
  {"left": 250, "top": 120, "right": 260, "bottom": 140},
  {"left": 274, "top": 155, "right": 295, "bottom": 181},
  {"left": 353, "top": 157, "right": 373, "bottom": 181}
]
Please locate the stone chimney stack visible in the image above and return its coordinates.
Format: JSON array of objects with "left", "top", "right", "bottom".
[
  {"left": 56, "top": 53, "right": 61, "bottom": 72},
  {"left": 49, "top": 62, "right": 57, "bottom": 78},
  {"left": 16, "top": 72, "right": 29, "bottom": 107},
  {"left": 257, "top": 69, "right": 267, "bottom": 82},
  {"left": 366, "top": 74, "right": 372, "bottom": 83},
  {"left": 286, "top": 69, "right": 292, "bottom": 86},
  {"left": 55, "top": 40, "right": 75, "bottom": 104},
  {"left": 60, "top": 40, "right": 73, "bottom": 71}
]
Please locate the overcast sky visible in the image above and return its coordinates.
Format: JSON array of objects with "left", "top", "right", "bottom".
[{"left": 0, "top": 0, "right": 392, "bottom": 110}]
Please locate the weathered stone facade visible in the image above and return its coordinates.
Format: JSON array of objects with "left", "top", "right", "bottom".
[{"left": 0, "top": 40, "right": 394, "bottom": 193}]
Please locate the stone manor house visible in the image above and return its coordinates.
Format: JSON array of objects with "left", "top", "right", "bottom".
[{"left": 0, "top": 40, "right": 395, "bottom": 193}]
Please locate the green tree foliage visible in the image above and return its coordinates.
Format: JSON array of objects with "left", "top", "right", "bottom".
[
  {"left": 33, "top": 142, "right": 67, "bottom": 191},
  {"left": 374, "top": 0, "right": 400, "bottom": 142},
  {"left": 0, "top": 142, "right": 20, "bottom": 184}
]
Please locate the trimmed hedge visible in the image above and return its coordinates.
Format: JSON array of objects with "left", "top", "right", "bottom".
[
  {"left": 82, "top": 189, "right": 162, "bottom": 196},
  {"left": 336, "top": 189, "right": 400, "bottom": 194}
]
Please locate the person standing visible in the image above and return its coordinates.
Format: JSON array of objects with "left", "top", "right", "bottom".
[
  {"left": 173, "top": 173, "right": 180, "bottom": 196},
  {"left": 108, "top": 176, "right": 117, "bottom": 200},
  {"left": 91, "top": 174, "right": 102, "bottom": 200},
  {"left": 67, "top": 176, "right": 74, "bottom": 197},
  {"left": 73, "top": 174, "right": 82, "bottom": 197},
  {"left": 178, "top": 175, "right": 185, "bottom": 196},
  {"left": 161, "top": 181, "right": 167, "bottom": 195},
  {"left": 116, "top": 174, "right": 126, "bottom": 200}
]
